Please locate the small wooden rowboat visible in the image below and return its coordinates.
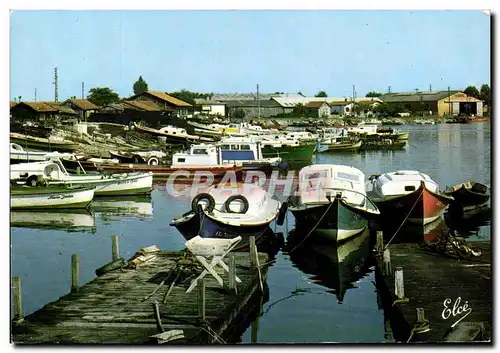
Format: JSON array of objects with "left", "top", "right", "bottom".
[
  {"left": 10, "top": 185, "right": 95, "bottom": 209},
  {"left": 444, "top": 180, "right": 490, "bottom": 212}
]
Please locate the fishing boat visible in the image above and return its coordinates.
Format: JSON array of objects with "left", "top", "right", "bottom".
[
  {"left": 186, "top": 121, "right": 246, "bottom": 138},
  {"left": 172, "top": 140, "right": 282, "bottom": 171},
  {"left": 10, "top": 209, "right": 95, "bottom": 230},
  {"left": 287, "top": 164, "right": 380, "bottom": 243},
  {"left": 61, "top": 155, "right": 120, "bottom": 173},
  {"left": 444, "top": 180, "right": 490, "bottom": 213},
  {"left": 108, "top": 150, "right": 168, "bottom": 165},
  {"left": 10, "top": 185, "right": 95, "bottom": 209},
  {"left": 287, "top": 228, "right": 372, "bottom": 304},
  {"left": 10, "top": 158, "right": 153, "bottom": 196},
  {"left": 10, "top": 132, "right": 79, "bottom": 152},
  {"left": 133, "top": 123, "right": 215, "bottom": 144},
  {"left": 170, "top": 183, "right": 286, "bottom": 249},
  {"left": 10, "top": 143, "right": 74, "bottom": 164},
  {"left": 256, "top": 135, "right": 316, "bottom": 163},
  {"left": 366, "top": 170, "right": 454, "bottom": 226},
  {"left": 316, "top": 137, "right": 362, "bottom": 153}
]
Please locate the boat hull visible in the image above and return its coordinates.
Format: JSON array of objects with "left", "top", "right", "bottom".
[
  {"left": 318, "top": 140, "right": 362, "bottom": 153},
  {"left": 48, "top": 172, "right": 153, "bottom": 196},
  {"left": 10, "top": 133, "right": 78, "bottom": 152},
  {"left": 170, "top": 211, "right": 272, "bottom": 250},
  {"left": 10, "top": 187, "right": 95, "bottom": 209},
  {"left": 261, "top": 142, "right": 315, "bottom": 162},
  {"left": 374, "top": 184, "right": 452, "bottom": 226},
  {"left": 290, "top": 198, "right": 369, "bottom": 243},
  {"left": 446, "top": 183, "right": 490, "bottom": 212}
]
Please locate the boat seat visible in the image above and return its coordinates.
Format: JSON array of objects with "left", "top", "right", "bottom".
[{"left": 184, "top": 235, "right": 242, "bottom": 294}]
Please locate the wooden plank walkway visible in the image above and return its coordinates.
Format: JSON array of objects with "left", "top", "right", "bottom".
[
  {"left": 11, "top": 247, "right": 269, "bottom": 344},
  {"left": 374, "top": 240, "right": 491, "bottom": 343}
]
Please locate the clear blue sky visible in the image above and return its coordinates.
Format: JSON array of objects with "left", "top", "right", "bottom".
[{"left": 10, "top": 10, "right": 490, "bottom": 101}]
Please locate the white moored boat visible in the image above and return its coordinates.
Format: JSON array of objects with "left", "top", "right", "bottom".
[
  {"left": 170, "top": 183, "right": 286, "bottom": 249},
  {"left": 10, "top": 143, "right": 74, "bottom": 164},
  {"left": 10, "top": 186, "right": 95, "bottom": 209},
  {"left": 10, "top": 157, "right": 153, "bottom": 196},
  {"left": 288, "top": 164, "right": 380, "bottom": 243}
]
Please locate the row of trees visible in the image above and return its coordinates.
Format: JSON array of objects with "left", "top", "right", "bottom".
[{"left": 463, "top": 84, "right": 490, "bottom": 106}]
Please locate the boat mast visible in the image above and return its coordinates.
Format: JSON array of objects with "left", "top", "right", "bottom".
[{"left": 257, "top": 84, "right": 260, "bottom": 120}]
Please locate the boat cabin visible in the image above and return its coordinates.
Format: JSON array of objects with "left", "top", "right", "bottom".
[
  {"left": 298, "top": 164, "right": 367, "bottom": 205},
  {"left": 158, "top": 126, "right": 188, "bottom": 136},
  {"left": 371, "top": 170, "right": 439, "bottom": 196}
]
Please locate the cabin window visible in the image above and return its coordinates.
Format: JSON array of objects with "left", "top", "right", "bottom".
[
  {"left": 405, "top": 185, "right": 416, "bottom": 191},
  {"left": 337, "top": 172, "right": 360, "bottom": 182},
  {"left": 221, "top": 144, "right": 230, "bottom": 150},
  {"left": 193, "top": 149, "right": 208, "bottom": 155},
  {"left": 230, "top": 145, "right": 239, "bottom": 150},
  {"left": 177, "top": 158, "right": 186, "bottom": 163},
  {"left": 240, "top": 144, "right": 251, "bottom": 150},
  {"left": 173, "top": 132, "right": 176, "bottom": 134},
  {"left": 306, "top": 171, "right": 328, "bottom": 180}
]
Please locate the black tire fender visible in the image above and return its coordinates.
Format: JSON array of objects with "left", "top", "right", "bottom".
[
  {"left": 191, "top": 193, "right": 216, "bottom": 213},
  {"left": 26, "top": 175, "right": 38, "bottom": 187},
  {"left": 276, "top": 202, "right": 288, "bottom": 226},
  {"left": 224, "top": 195, "right": 249, "bottom": 214}
]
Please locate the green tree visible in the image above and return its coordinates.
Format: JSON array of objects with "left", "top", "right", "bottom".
[
  {"left": 464, "top": 85, "right": 480, "bottom": 99},
  {"left": 292, "top": 103, "right": 307, "bottom": 116},
  {"left": 315, "top": 91, "right": 328, "bottom": 97},
  {"left": 232, "top": 108, "right": 246, "bottom": 120},
  {"left": 366, "top": 91, "right": 382, "bottom": 97},
  {"left": 168, "top": 89, "right": 211, "bottom": 106},
  {"left": 87, "top": 87, "right": 120, "bottom": 106},
  {"left": 133, "top": 76, "right": 148, "bottom": 95},
  {"left": 479, "top": 84, "right": 491, "bottom": 106}
]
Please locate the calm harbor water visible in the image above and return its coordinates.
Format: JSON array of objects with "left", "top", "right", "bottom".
[{"left": 10, "top": 123, "right": 491, "bottom": 343}]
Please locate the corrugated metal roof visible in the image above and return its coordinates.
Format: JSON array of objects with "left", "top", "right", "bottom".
[
  {"left": 194, "top": 99, "right": 226, "bottom": 105},
  {"left": 17, "top": 102, "right": 59, "bottom": 112},
  {"left": 380, "top": 91, "right": 459, "bottom": 103},
  {"left": 142, "top": 91, "right": 192, "bottom": 107},
  {"left": 223, "top": 99, "right": 282, "bottom": 108},
  {"left": 64, "top": 99, "right": 99, "bottom": 111}
]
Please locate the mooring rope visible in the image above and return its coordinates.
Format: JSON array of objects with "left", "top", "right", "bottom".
[
  {"left": 287, "top": 201, "right": 334, "bottom": 254},
  {"left": 406, "top": 319, "right": 431, "bottom": 343},
  {"left": 383, "top": 188, "right": 424, "bottom": 250}
]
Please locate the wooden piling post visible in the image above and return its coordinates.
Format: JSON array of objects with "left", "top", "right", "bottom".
[
  {"left": 71, "top": 254, "right": 80, "bottom": 293},
  {"left": 198, "top": 278, "right": 206, "bottom": 321},
  {"left": 228, "top": 253, "right": 237, "bottom": 294},
  {"left": 12, "top": 277, "right": 23, "bottom": 322},
  {"left": 383, "top": 248, "right": 392, "bottom": 276},
  {"left": 249, "top": 236, "right": 256, "bottom": 268},
  {"left": 112, "top": 235, "right": 119, "bottom": 261},
  {"left": 376, "top": 231, "right": 384, "bottom": 254},
  {"left": 416, "top": 308, "right": 426, "bottom": 323},
  {"left": 152, "top": 301, "right": 164, "bottom": 333},
  {"left": 394, "top": 267, "right": 405, "bottom": 299}
]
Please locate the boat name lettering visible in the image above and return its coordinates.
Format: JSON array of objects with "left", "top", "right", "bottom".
[
  {"left": 48, "top": 194, "right": 74, "bottom": 200},
  {"left": 442, "top": 297, "right": 472, "bottom": 328}
]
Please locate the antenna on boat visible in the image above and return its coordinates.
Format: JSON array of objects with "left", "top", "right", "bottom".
[{"left": 53, "top": 67, "right": 59, "bottom": 102}]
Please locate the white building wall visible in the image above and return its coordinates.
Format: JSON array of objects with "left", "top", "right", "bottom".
[{"left": 476, "top": 101, "right": 483, "bottom": 117}]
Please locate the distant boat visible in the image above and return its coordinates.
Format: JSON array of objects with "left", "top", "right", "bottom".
[
  {"left": 367, "top": 170, "right": 453, "bottom": 226},
  {"left": 133, "top": 123, "right": 215, "bottom": 144},
  {"left": 10, "top": 132, "right": 79, "bottom": 152},
  {"left": 10, "top": 185, "right": 95, "bottom": 210},
  {"left": 316, "top": 137, "right": 362, "bottom": 153},
  {"left": 10, "top": 143, "right": 74, "bottom": 164}
]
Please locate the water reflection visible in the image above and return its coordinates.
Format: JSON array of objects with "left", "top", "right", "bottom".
[
  {"left": 444, "top": 207, "right": 492, "bottom": 239},
  {"left": 371, "top": 216, "right": 447, "bottom": 244},
  {"left": 10, "top": 209, "right": 96, "bottom": 232},
  {"left": 286, "top": 228, "right": 372, "bottom": 304},
  {"left": 89, "top": 196, "right": 153, "bottom": 219}
]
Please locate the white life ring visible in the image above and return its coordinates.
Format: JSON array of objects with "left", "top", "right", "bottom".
[{"left": 147, "top": 157, "right": 159, "bottom": 165}]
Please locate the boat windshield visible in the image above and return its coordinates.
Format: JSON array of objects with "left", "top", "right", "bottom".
[
  {"left": 336, "top": 171, "right": 361, "bottom": 183},
  {"left": 192, "top": 148, "right": 209, "bottom": 155},
  {"left": 303, "top": 170, "right": 329, "bottom": 181}
]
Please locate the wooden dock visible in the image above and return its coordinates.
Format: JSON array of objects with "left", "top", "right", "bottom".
[
  {"left": 11, "top": 240, "right": 269, "bottom": 344},
  {"left": 374, "top": 234, "right": 491, "bottom": 343}
]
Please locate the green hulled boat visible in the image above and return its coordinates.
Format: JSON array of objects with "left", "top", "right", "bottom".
[{"left": 261, "top": 142, "right": 316, "bottom": 163}]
